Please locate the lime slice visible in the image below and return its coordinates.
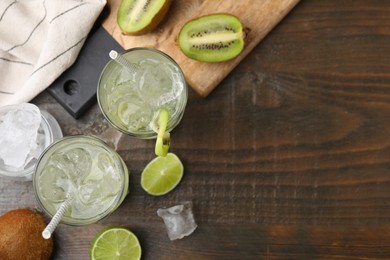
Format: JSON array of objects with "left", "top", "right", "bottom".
[
  {"left": 155, "top": 131, "right": 170, "bottom": 157},
  {"left": 141, "top": 153, "right": 184, "bottom": 196},
  {"left": 90, "top": 227, "right": 141, "bottom": 260},
  {"left": 151, "top": 108, "right": 170, "bottom": 157}
]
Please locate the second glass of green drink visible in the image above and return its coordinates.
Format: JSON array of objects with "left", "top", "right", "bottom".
[
  {"left": 97, "top": 48, "right": 188, "bottom": 139},
  {"left": 33, "top": 135, "right": 129, "bottom": 226}
]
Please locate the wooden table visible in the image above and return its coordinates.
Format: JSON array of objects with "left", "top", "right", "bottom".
[{"left": 1, "top": 0, "right": 390, "bottom": 259}]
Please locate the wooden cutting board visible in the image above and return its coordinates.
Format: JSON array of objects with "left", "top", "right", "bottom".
[{"left": 102, "top": 0, "right": 300, "bottom": 97}]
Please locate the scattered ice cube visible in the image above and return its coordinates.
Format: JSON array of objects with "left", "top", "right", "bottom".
[
  {"left": 157, "top": 201, "right": 197, "bottom": 240},
  {"left": 0, "top": 103, "right": 41, "bottom": 170}
]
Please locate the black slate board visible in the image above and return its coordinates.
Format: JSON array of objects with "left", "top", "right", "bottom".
[{"left": 47, "top": 26, "right": 123, "bottom": 119}]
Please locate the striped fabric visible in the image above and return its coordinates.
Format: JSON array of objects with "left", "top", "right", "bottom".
[{"left": 0, "top": 0, "right": 106, "bottom": 106}]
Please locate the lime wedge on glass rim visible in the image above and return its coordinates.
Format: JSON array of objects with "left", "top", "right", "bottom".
[
  {"left": 141, "top": 153, "right": 184, "bottom": 196},
  {"left": 151, "top": 108, "right": 170, "bottom": 157},
  {"left": 90, "top": 227, "right": 141, "bottom": 260}
]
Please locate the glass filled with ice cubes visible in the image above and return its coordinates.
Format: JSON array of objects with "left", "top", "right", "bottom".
[
  {"left": 0, "top": 103, "right": 62, "bottom": 181},
  {"left": 97, "top": 48, "right": 188, "bottom": 139},
  {"left": 33, "top": 135, "right": 129, "bottom": 225}
]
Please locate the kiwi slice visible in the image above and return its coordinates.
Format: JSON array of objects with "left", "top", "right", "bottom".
[
  {"left": 178, "top": 13, "right": 245, "bottom": 62},
  {"left": 117, "top": 0, "right": 172, "bottom": 35}
]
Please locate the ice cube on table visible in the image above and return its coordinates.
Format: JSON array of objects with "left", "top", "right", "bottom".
[
  {"left": 0, "top": 103, "right": 41, "bottom": 170},
  {"left": 157, "top": 201, "right": 198, "bottom": 240}
]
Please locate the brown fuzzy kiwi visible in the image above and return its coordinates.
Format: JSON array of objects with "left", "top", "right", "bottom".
[
  {"left": 118, "top": 0, "right": 172, "bottom": 36},
  {"left": 0, "top": 208, "right": 53, "bottom": 260}
]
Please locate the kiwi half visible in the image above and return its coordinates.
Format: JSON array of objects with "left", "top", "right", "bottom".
[
  {"left": 178, "top": 13, "right": 245, "bottom": 62},
  {"left": 118, "top": 0, "right": 172, "bottom": 35}
]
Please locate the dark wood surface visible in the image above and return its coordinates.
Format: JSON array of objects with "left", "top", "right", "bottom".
[{"left": 1, "top": 0, "right": 390, "bottom": 259}]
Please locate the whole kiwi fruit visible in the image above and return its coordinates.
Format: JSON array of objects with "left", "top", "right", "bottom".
[
  {"left": 118, "top": 0, "right": 172, "bottom": 35},
  {"left": 0, "top": 208, "right": 53, "bottom": 260},
  {"left": 178, "top": 13, "right": 246, "bottom": 62}
]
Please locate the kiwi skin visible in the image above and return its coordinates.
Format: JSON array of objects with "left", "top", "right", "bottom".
[
  {"left": 0, "top": 208, "right": 53, "bottom": 260},
  {"left": 118, "top": 0, "right": 173, "bottom": 36}
]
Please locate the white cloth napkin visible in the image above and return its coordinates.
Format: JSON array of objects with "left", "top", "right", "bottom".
[{"left": 0, "top": 0, "right": 106, "bottom": 107}]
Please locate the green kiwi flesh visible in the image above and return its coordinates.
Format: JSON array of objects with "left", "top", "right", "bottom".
[
  {"left": 118, "top": 0, "right": 172, "bottom": 35},
  {"left": 178, "top": 13, "right": 245, "bottom": 62}
]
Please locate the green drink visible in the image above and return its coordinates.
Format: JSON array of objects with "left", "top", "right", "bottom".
[
  {"left": 97, "top": 48, "right": 188, "bottom": 139},
  {"left": 33, "top": 135, "right": 129, "bottom": 226}
]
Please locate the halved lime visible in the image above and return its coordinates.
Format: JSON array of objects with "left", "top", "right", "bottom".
[
  {"left": 90, "top": 227, "right": 141, "bottom": 260},
  {"left": 151, "top": 108, "right": 170, "bottom": 157},
  {"left": 141, "top": 153, "right": 184, "bottom": 196}
]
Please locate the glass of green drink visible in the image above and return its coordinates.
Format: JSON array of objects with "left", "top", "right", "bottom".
[
  {"left": 33, "top": 135, "right": 129, "bottom": 226},
  {"left": 97, "top": 48, "right": 188, "bottom": 139}
]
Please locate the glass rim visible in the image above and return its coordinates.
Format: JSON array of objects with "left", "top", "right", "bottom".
[
  {"left": 97, "top": 47, "right": 188, "bottom": 139},
  {"left": 33, "top": 134, "right": 129, "bottom": 225}
]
